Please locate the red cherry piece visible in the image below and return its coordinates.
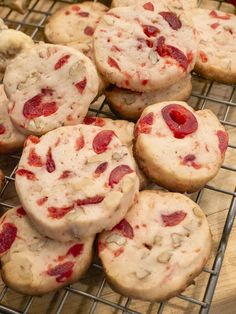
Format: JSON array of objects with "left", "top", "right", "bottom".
[
  {"left": 109, "top": 165, "right": 133, "bottom": 188},
  {"left": 135, "top": 112, "right": 154, "bottom": 137},
  {"left": 217, "top": 130, "right": 228, "bottom": 155},
  {"left": 75, "top": 135, "right": 85, "bottom": 151},
  {"left": 93, "top": 130, "right": 115, "bottom": 154},
  {"left": 161, "top": 104, "right": 198, "bottom": 139},
  {"left": 98, "top": 240, "right": 106, "bottom": 253},
  {"left": 199, "top": 51, "right": 208, "bottom": 63},
  {"left": 156, "top": 36, "right": 188, "bottom": 71},
  {"left": 112, "top": 219, "right": 134, "bottom": 239},
  {"left": 28, "top": 148, "right": 43, "bottom": 167},
  {"left": 162, "top": 211, "right": 187, "bottom": 227},
  {"left": 48, "top": 205, "right": 74, "bottom": 219},
  {"left": 37, "top": 197, "right": 48, "bottom": 206},
  {"left": 66, "top": 243, "right": 84, "bottom": 257},
  {"left": 83, "top": 116, "right": 96, "bottom": 124},
  {"left": 76, "top": 195, "right": 104, "bottom": 206},
  {"left": 28, "top": 135, "right": 40, "bottom": 144},
  {"left": 71, "top": 5, "right": 80, "bottom": 11},
  {"left": 16, "top": 169, "right": 37, "bottom": 181},
  {"left": 84, "top": 26, "right": 94, "bottom": 36},
  {"left": 143, "top": 25, "right": 160, "bottom": 37},
  {"left": 42, "top": 102, "right": 57, "bottom": 117},
  {"left": 143, "top": 2, "right": 154, "bottom": 11},
  {"left": 182, "top": 154, "right": 201, "bottom": 169},
  {"left": 114, "top": 247, "right": 124, "bottom": 257},
  {"left": 78, "top": 12, "right": 89, "bottom": 17},
  {"left": 0, "top": 223, "right": 17, "bottom": 254},
  {"left": 83, "top": 116, "right": 106, "bottom": 127},
  {"left": 65, "top": 11, "right": 70, "bottom": 15},
  {"left": 16, "top": 207, "right": 26, "bottom": 216},
  {"left": 23, "top": 94, "right": 42, "bottom": 119},
  {"left": 75, "top": 77, "right": 87, "bottom": 94},
  {"left": 209, "top": 10, "right": 230, "bottom": 20},
  {"left": 46, "top": 148, "right": 56, "bottom": 173},
  {"left": 59, "top": 170, "right": 73, "bottom": 179},
  {"left": 210, "top": 22, "right": 220, "bottom": 29},
  {"left": 0, "top": 124, "right": 6, "bottom": 135},
  {"left": 95, "top": 162, "right": 108, "bottom": 175},
  {"left": 159, "top": 12, "right": 182, "bottom": 30},
  {"left": 54, "top": 55, "right": 71, "bottom": 70},
  {"left": 108, "top": 56, "right": 121, "bottom": 71},
  {"left": 47, "top": 261, "right": 74, "bottom": 283}
]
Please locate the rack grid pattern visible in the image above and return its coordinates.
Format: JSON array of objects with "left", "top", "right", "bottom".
[{"left": 0, "top": 1, "right": 235, "bottom": 313}]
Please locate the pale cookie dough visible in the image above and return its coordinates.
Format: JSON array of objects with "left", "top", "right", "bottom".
[
  {"left": 94, "top": 2, "right": 198, "bottom": 92},
  {"left": 192, "top": 8, "right": 236, "bottom": 84},
  {"left": 99, "top": 190, "right": 212, "bottom": 301},
  {"left": 83, "top": 116, "right": 148, "bottom": 189},
  {"left": 15, "top": 124, "right": 139, "bottom": 242},
  {"left": 0, "top": 28, "right": 34, "bottom": 76},
  {"left": 105, "top": 74, "right": 192, "bottom": 121},
  {"left": 44, "top": 1, "right": 108, "bottom": 45},
  {"left": 2, "top": 0, "right": 31, "bottom": 13},
  {"left": 4, "top": 43, "right": 99, "bottom": 135},
  {"left": 0, "top": 169, "right": 5, "bottom": 190},
  {"left": 0, "top": 206, "right": 94, "bottom": 295},
  {"left": 111, "top": 0, "right": 198, "bottom": 10},
  {"left": 0, "top": 85, "right": 26, "bottom": 154},
  {"left": 134, "top": 101, "right": 228, "bottom": 193}
]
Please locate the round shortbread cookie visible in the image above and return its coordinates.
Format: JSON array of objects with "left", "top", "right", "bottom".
[
  {"left": 44, "top": 1, "right": 108, "bottom": 45},
  {"left": 0, "top": 28, "right": 34, "bottom": 75},
  {"left": 83, "top": 116, "right": 148, "bottom": 189},
  {"left": 134, "top": 101, "right": 228, "bottom": 193},
  {"left": 99, "top": 190, "right": 212, "bottom": 301},
  {"left": 105, "top": 74, "right": 192, "bottom": 121},
  {"left": 94, "top": 2, "right": 198, "bottom": 92},
  {"left": 15, "top": 124, "right": 139, "bottom": 242},
  {"left": 192, "top": 8, "right": 236, "bottom": 84},
  {"left": 0, "top": 85, "right": 26, "bottom": 154},
  {"left": 111, "top": 0, "right": 197, "bottom": 10},
  {"left": 0, "top": 206, "right": 94, "bottom": 295},
  {"left": 3, "top": 43, "right": 99, "bottom": 136},
  {"left": 0, "top": 169, "right": 5, "bottom": 190}
]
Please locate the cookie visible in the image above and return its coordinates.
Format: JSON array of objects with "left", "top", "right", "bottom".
[
  {"left": 111, "top": 0, "right": 197, "bottom": 10},
  {"left": 0, "top": 206, "right": 94, "bottom": 295},
  {"left": 0, "top": 85, "right": 26, "bottom": 154},
  {"left": 134, "top": 101, "right": 228, "bottom": 193},
  {"left": 0, "top": 169, "right": 5, "bottom": 190},
  {"left": 99, "top": 190, "right": 212, "bottom": 301},
  {"left": 83, "top": 116, "right": 148, "bottom": 189},
  {"left": 93, "top": 2, "right": 198, "bottom": 92},
  {"left": 3, "top": 43, "right": 99, "bottom": 135},
  {"left": 44, "top": 1, "right": 108, "bottom": 45},
  {"left": 192, "top": 8, "right": 236, "bottom": 84},
  {"left": 2, "top": 0, "right": 31, "bottom": 13},
  {"left": 0, "top": 28, "right": 34, "bottom": 76},
  {"left": 15, "top": 124, "right": 139, "bottom": 242},
  {"left": 105, "top": 74, "right": 192, "bottom": 121}
]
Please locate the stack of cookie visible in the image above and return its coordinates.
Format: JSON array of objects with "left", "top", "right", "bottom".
[{"left": 0, "top": 0, "right": 232, "bottom": 303}]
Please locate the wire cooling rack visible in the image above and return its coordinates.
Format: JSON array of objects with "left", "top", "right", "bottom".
[{"left": 0, "top": 0, "right": 235, "bottom": 313}]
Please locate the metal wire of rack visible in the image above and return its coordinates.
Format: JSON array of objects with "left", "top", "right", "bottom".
[{"left": 0, "top": 0, "right": 235, "bottom": 313}]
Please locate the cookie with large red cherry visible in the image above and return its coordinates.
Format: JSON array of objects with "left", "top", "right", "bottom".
[
  {"left": 3, "top": 43, "right": 99, "bottom": 136},
  {"left": 44, "top": 1, "right": 108, "bottom": 45},
  {"left": 15, "top": 124, "right": 139, "bottom": 242},
  {"left": 98, "top": 190, "right": 211, "bottom": 301},
  {"left": 0, "top": 206, "right": 94, "bottom": 295},
  {"left": 0, "top": 85, "right": 26, "bottom": 154},
  {"left": 134, "top": 101, "right": 228, "bottom": 192},
  {"left": 94, "top": 2, "right": 198, "bottom": 92},
  {"left": 191, "top": 8, "right": 236, "bottom": 84}
]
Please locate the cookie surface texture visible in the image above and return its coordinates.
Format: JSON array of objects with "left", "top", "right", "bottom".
[
  {"left": 94, "top": 2, "right": 198, "bottom": 92},
  {"left": 134, "top": 101, "right": 228, "bottom": 192},
  {"left": 0, "top": 206, "right": 94, "bottom": 295},
  {"left": 99, "top": 190, "right": 212, "bottom": 301},
  {"left": 15, "top": 124, "right": 139, "bottom": 241},
  {"left": 4, "top": 43, "right": 99, "bottom": 135}
]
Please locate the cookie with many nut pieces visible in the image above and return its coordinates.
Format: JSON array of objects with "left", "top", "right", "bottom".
[
  {"left": 2, "top": 0, "right": 31, "bottom": 13},
  {"left": 3, "top": 43, "right": 99, "bottom": 135},
  {"left": 99, "top": 190, "right": 212, "bottom": 301},
  {"left": 0, "top": 206, "right": 94, "bottom": 295},
  {"left": 134, "top": 101, "right": 228, "bottom": 193},
  {"left": 111, "top": 0, "right": 197, "bottom": 10},
  {"left": 0, "top": 85, "right": 26, "bottom": 154},
  {"left": 15, "top": 124, "right": 139, "bottom": 242},
  {"left": 0, "top": 169, "right": 5, "bottom": 191},
  {"left": 105, "top": 74, "right": 192, "bottom": 121},
  {"left": 44, "top": 1, "right": 108, "bottom": 45},
  {"left": 83, "top": 116, "right": 148, "bottom": 189},
  {"left": 191, "top": 8, "right": 236, "bottom": 84},
  {"left": 93, "top": 2, "right": 198, "bottom": 92}
]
